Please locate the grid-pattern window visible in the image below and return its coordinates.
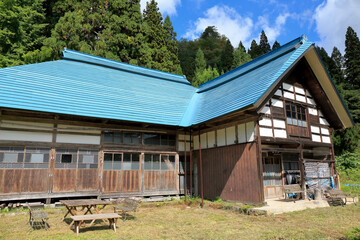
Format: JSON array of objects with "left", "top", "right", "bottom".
[
  {"left": 103, "top": 153, "right": 122, "bottom": 170},
  {"left": 104, "top": 131, "right": 141, "bottom": 144},
  {"left": 55, "top": 149, "right": 77, "bottom": 169},
  {"left": 123, "top": 153, "right": 140, "bottom": 170},
  {"left": 123, "top": 133, "right": 141, "bottom": 144},
  {"left": 78, "top": 150, "right": 98, "bottom": 169},
  {"left": 104, "top": 132, "right": 122, "bottom": 143},
  {"left": 262, "top": 153, "right": 282, "bottom": 186},
  {"left": 144, "top": 154, "right": 175, "bottom": 171},
  {"left": 24, "top": 148, "right": 50, "bottom": 169},
  {"left": 0, "top": 147, "right": 24, "bottom": 169},
  {"left": 0, "top": 147, "right": 51, "bottom": 169},
  {"left": 144, "top": 134, "right": 176, "bottom": 146},
  {"left": 161, "top": 155, "right": 175, "bottom": 171},
  {"left": 286, "top": 103, "right": 307, "bottom": 127},
  {"left": 103, "top": 152, "right": 140, "bottom": 170},
  {"left": 144, "top": 154, "right": 160, "bottom": 170},
  {"left": 283, "top": 153, "right": 300, "bottom": 171}
]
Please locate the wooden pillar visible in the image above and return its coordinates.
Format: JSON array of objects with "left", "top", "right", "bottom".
[
  {"left": 198, "top": 128, "right": 204, "bottom": 208},
  {"left": 255, "top": 121, "right": 265, "bottom": 202},
  {"left": 184, "top": 130, "right": 187, "bottom": 204},
  {"left": 299, "top": 144, "right": 306, "bottom": 199},
  {"left": 330, "top": 140, "right": 338, "bottom": 189},
  {"left": 189, "top": 131, "right": 193, "bottom": 198},
  {"left": 98, "top": 150, "right": 104, "bottom": 197}
]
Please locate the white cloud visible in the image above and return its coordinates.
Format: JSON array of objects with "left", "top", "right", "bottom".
[
  {"left": 313, "top": 0, "right": 360, "bottom": 54},
  {"left": 257, "top": 13, "right": 290, "bottom": 43},
  {"left": 140, "top": 0, "right": 181, "bottom": 16},
  {"left": 183, "top": 5, "right": 289, "bottom": 49},
  {"left": 183, "top": 6, "right": 254, "bottom": 48}
]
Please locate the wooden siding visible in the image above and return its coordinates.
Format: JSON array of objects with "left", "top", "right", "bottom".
[
  {"left": 102, "top": 170, "right": 122, "bottom": 193},
  {"left": 193, "top": 142, "right": 262, "bottom": 204},
  {"left": 52, "top": 169, "right": 76, "bottom": 192},
  {"left": 21, "top": 169, "right": 49, "bottom": 193},
  {"left": 77, "top": 169, "right": 99, "bottom": 191}
]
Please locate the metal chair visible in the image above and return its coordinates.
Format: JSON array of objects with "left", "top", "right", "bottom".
[{"left": 27, "top": 203, "right": 49, "bottom": 232}]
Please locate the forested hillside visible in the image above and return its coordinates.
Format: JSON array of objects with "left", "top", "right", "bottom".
[{"left": 1, "top": 0, "right": 360, "bottom": 164}]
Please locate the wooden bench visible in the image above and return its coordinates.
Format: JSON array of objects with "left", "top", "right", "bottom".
[
  {"left": 327, "top": 189, "right": 357, "bottom": 207},
  {"left": 27, "top": 203, "right": 49, "bottom": 232},
  {"left": 113, "top": 198, "right": 139, "bottom": 221},
  {"left": 283, "top": 184, "right": 305, "bottom": 202},
  {"left": 70, "top": 213, "right": 121, "bottom": 236}
]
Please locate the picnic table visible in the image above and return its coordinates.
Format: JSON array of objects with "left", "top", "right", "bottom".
[{"left": 60, "top": 199, "right": 112, "bottom": 227}]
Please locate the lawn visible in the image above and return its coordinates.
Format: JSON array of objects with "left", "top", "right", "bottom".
[{"left": 0, "top": 201, "right": 359, "bottom": 240}]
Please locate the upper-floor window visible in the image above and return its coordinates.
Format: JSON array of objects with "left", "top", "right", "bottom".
[
  {"left": 286, "top": 103, "right": 307, "bottom": 127},
  {"left": 104, "top": 131, "right": 141, "bottom": 144},
  {"left": 143, "top": 133, "right": 176, "bottom": 146}
]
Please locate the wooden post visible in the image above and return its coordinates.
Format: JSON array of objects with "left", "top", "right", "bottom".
[
  {"left": 198, "top": 128, "right": 204, "bottom": 208},
  {"left": 299, "top": 144, "right": 306, "bottom": 199},
  {"left": 184, "top": 130, "right": 187, "bottom": 205},
  {"left": 255, "top": 121, "right": 265, "bottom": 202},
  {"left": 190, "top": 131, "right": 193, "bottom": 198}
]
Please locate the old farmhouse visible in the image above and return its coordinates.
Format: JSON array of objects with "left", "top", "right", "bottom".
[{"left": 0, "top": 35, "right": 353, "bottom": 204}]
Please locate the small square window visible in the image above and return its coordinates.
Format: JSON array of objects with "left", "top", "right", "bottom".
[
  {"left": 61, "top": 154, "right": 72, "bottom": 163},
  {"left": 4, "top": 153, "right": 17, "bottom": 163},
  {"left": 31, "top": 154, "right": 44, "bottom": 163}
]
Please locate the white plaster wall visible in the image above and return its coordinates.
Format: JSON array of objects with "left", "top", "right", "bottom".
[
  {"left": 0, "top": 130, "right": 52, "bottom": 142},
  {"left": 217, "top": 128, "right": 226, "bottom": 146},
  {"left": 226, "top": 126, "right": 236, "bottom": 145},
  {"left": 56, "top": 133, "right": 100, "bottom": 145}
]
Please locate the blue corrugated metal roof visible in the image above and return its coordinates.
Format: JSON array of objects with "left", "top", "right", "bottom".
[
  {"left": 0, "top": 54, "right": 197, "bottom": 126},
  {"left": 0, "top": 35, "right": 317, "bottom": 127},
  {"left": 187, "top": 35, "right": 313, "bottom": 125}
]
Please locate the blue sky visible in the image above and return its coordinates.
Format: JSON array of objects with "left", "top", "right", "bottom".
[{"left": 140, "top": 0, "right": 360, "bottom": 54}]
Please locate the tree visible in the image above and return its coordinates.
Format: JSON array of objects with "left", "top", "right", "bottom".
[
  {"left": 248, "top": 39, "right": 260, "bottom": 59},
  {"left": 178, "top": 38, "right": 198, "bottom": 83},
  {"left": 344, "top": 26, "right": 360, "bottom": 89},
  {"left": 192, "top": 48, "right": 219, "bottom": 87},
  {"left": 0, "top": 0, "right": 47, "bottom": 67},
  {"left": 142, "top": 0, "right": 181, "bottom": 73},
  {"left": 194, "top": 66, "right": 219, "bottom": 87},
  {"left": 198, "top": 26, "right": 225, "bottom": 68},
  {"left": 272, "top": 41, "right": 280, "bottom": 50},
  {"left": 232, "top": 41, "right": 251, "bottom": 68},
  {"left": 219, "top": 39, "right": 234, "bottom": 73},
  {"left": 258, "top": 30, "right": 271, "bottom": 55}
]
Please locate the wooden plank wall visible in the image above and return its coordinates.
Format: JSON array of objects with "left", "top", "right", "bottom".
[{"left": 193, "top": 142, "right": 262, "bottom": 204}]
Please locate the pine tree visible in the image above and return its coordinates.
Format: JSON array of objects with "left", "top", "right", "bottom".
[
  {"left": 258, "top": 30, "right": 271, "bottom": 55},
  {"left": 195, "top": 48, "right": 206, "bottom": 73},
  {"left": 193, "top": 48, "right": 206, "bottom": 87},
  {"left": 248, "top": 39, "right": 259, "bottom": 59},
  {"left": 0, "top": 0, "right": 47, "bottom": 67},
  {"left": 238, "top": 41, "right": 246, "bottom": 52},
  {"left": 198, "top": 26, "right": 225, "bottom": 68},
  {"left": 220, "top": 39, "right": 234, "bottom": 73},
  {"left": 272, "top": 41, "right": 280, "bottom": 50},
  {"left": 344, "top": 26, "right": 360, "bottom": 89},
  {"left": 178, "top": 39, "right": 198, "bottom": 83},
  {"left": 143, "top": 0, "right": 181, "bottom": 73},
  {"left": 232, "top": 41, "right": 251, "bottom": 68}
]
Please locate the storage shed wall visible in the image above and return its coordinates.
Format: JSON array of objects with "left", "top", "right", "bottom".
[{"left": 193, "top": 142, "right": 262, "bottom": 204}]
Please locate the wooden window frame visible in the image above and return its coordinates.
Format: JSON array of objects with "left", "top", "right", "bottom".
[{"left": 285, "top": 103, "right": 307, "bottom": 128}]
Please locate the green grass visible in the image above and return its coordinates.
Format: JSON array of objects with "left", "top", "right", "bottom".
[{"left": 0, "top": 201, "right": 359, "bottom": 239}]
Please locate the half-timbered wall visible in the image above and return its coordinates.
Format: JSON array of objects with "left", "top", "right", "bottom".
[
  {"left": 0, "top": 116, "right": 180, "bottom": 201},
  {"left": 259, "top": 81, "right": 332, "bottom": 144}
]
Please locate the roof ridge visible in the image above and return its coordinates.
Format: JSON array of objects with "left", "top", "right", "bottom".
[
  {"left": 61, "top": 49, "right": 191, "bottom": 85},
  {"left": 197, "top": 35, "right": 307, "bottom": 93}
]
